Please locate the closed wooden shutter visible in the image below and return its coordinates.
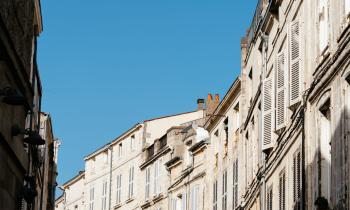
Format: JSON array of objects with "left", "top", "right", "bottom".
[
  {"left": 182, "top": 192, "right": 187, "bottom": 210},
  {"left": 276, "top": 50, "right": 287, "bottom": 130},
  {"left": 293, "top": 150, "right": 301, "bottom": 207},
  {"left": 279, "top": 172, "right": 286, "bottom": 210},
  {"left": 213, "top": 180, "right": 218, "bottom": 210},
  {"left": 289, "top": 20, "right": 302, "bottom": 106},
  {"left": 191, "top": 186, "right": 199, "bottom": 210},
  {"left": 262, "top": 73, "right": 275, "bottom": 151},
  {"left": 266, "top": 187, "right": 273, "bottom": 210},
  {"left": 172, "top": 198, "right": 177, "bottom": 210},
  {"left": 222, "top": 170, "right": 228, "bottom": 210},
  {"left": 145, "top": 167, "right": 150, "bottom": 200}
]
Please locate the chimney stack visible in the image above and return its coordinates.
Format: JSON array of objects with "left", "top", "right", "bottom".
[
  {"left": 197, "top": 99, "right": 205, "bottom": 110},
  {"left": 206, "top": 93, "right": 220, "bottom": 116}
]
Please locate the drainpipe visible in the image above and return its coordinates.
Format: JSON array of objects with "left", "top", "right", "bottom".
[
  {"left": 301, "top": 98, "right": 306, "bottom": 210},
  {"left": 108, "top": 146, "right": 113, "bottom": 210},
  {"left": 260, "top": 32, "right": 269, "bottom": 210}
]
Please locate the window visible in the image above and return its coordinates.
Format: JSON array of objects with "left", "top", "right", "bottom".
[
  {"left": 116, "top": 174, "right": 122, "bottom": 204},
  {"left": 288, "top": 20, "right": 302, "bottom": 107},
  {"left": 145, "top": 167, "right": 151, "bottom": 200},
  {"left": 222, "top": 170, "right": 227, "bottom": 210},
  {"left": 172, "top": 198, "right": 177, "bottom": 210},
  {"left": 101, "top": 181, "right": 107, "bottom": 210},
  {"left": 89, "top": 187, "right": 94, "bottom": 210},
  {"left": 190, "top": 186, "right": 199, "bottom": 210},
  {"left": 181, "top": 193, "right": 187, "bottom": 210},
  {"left": 130, "top": 135, "right": 135, "bottom": 151},
  {"left": 232, "top": 159, "right": 238, "bottom": 209},
  {"left": 128, "top": 166, "right": 135, "bottom": 199},
  {"left": 279, "top": 171, "right": 286, "bottom": 210},
  {"left": 213, "top": 180, "right": 218, "bottom": 210},
  {"left": 262, "top": 71, "right": 275, "bottom": 151},
  {"left": 275, "top": 50, "right": 287, "bottom": 130},
  {"left": 154, "top": 159, "right": 162, "bottom": 195},
  {"left": 318, "top": 99, "right": 331, "bottom": 201},
  {"left": 118, "top": 143, "right": 123, "bottom": 158},
  {"left": 293, "top": 150, "right": 301, "bottom": 208},
  {"left": 318, "top": 0, "right": 329, "bottom": 52},
  {"left": 266, "top": 186, "right": 273, "bottom": 210}
]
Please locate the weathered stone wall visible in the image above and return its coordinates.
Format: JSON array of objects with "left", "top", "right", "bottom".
[{"left": 0, "top": 0, "right": 35, "bottom": 76}]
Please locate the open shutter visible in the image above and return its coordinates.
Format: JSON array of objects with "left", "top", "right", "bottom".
[
  {"left": 276, "top": 51, "right": 287, "bottom": 130},
  {"left": 262, "top": 72, "right": 275, "bottom": 151},
  {"left": 289, "top": 20, "right": 302, "bottom": 107}
]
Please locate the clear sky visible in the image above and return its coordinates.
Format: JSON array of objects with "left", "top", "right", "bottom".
[{"left": 37, "top": 0, "right": 258, "bottom": 190}]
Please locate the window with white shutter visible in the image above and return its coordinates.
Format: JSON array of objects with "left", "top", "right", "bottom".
[
  {"left": 279, "top": 171, "right": 286, "bottom": 210},
  {"left": 222, "top": 170, "right": 227, "bottom": 210},
  {"left": 191, "top": 186, "right": 199, "bottom": 210},
  {"left": 145, "top": 167, "right": 151, "bottom": 200},
  {"left": 172, "top": 198, "right": 177, "bottom": 210},
  {"left": 101, "top": 181, "right": 107, "bottom": 210},
  {"left": 128, "top": 166, "right": 135, "bottom": 198},
  {"left": 232, "top": 159, "right": 238, "bottom": 209},
  {"left": 276, "top": 50, "right": 287, "bottom": 130},
  {"left": 89, "top": 187, "right": 94, "bottom": 210},
  {"left": 116, "top": 174, "right": 122, "bottom": 204},
  {"left": 293, "top": 150, "right": 301, "bottom": 209},
  {"left": 262, "top": 72, "right": 275, "bottom": 151},
  {"left": 154, "top": 159, "right": 162, "bottom": 195},
  {"left": 213, "top": 180, "right": 218, "bottom": 210},
  {"left": 266, "top": 186, "right": 273, "bottom": 210},
  {"left": 182, "top": 192, "right": 187, "bottom": 210},
  {"left": 289, "top": 20, "right": 302, "bottom": 106}
]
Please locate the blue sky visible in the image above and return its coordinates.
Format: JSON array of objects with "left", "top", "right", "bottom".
[{"left": 37, "top": 0, "right": 258, "bottom": 189}]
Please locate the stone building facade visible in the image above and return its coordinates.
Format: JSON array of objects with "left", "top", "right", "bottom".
[
  {"left": 237, "top": 0, "right": 350, "bottom": 209},
  {"left": 55, "top": 0, "right": 350, "bottom": 210},
  {"left": 56, "top": 103, "right": 208, "bottom": 210},
  {"left": 0, "top": 1, "right": 59, "bottom": 210}
]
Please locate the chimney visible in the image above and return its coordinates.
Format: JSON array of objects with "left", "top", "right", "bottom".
[
  {"left": 206, "top": 93, "right": 220, "bottom": 116},
  {"left": 197, "top": 99, "right": 205, "bottom": 110},
  {"left": 215, "top": 94, "right": 220, "bottom": 103}
]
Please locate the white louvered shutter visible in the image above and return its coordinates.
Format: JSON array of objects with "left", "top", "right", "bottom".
[
  {"left": 182, "top": 193, "right": 187, "bottom": 210},
  {"left": 276, "top": 50, "right": 287, "bottom": 130},
  {"left": 289, "top": 20, "right": 302, "bottom": 106},
  {"left": 262, "top": 73, "right": 275, "bottom": 151}
]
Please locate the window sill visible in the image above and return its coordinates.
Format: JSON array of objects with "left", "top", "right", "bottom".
[
  {"left": 141, "top": 200, "right": 151, "bottom": 209},
  {"left": 114, "top": 203, "right": 121, "bottom": 209},
  {"left": 153, "top": 193, "right": 164, "bottom": 203},
  {"left": 126, "top": 197, "right": 134, "bottom": 204}
]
